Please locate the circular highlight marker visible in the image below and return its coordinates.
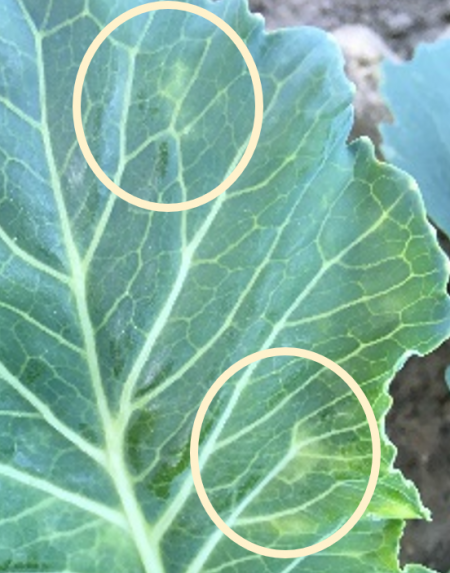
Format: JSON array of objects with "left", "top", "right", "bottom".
[
  {"left": 190, "top": 347, "right": 381, "bottom": 558},
  {"left": 73, "top": 1, "right": 264, "bottom": 212}
]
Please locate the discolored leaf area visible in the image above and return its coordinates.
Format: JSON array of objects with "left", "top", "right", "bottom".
[{"left": 0, "top": 1, "right": 449, "bottom": 573}]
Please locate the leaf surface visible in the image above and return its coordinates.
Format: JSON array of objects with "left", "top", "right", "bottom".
[
  {"left": 0, "top": 1, "right": 449, "bottom": 572},
  {"left": 381, "top": 38, "right": 450, "bottom": 239}
]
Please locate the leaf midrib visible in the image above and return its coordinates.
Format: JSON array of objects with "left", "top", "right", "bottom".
[{"left": 14, "top": 3, "right": 165, "bottom": 571}]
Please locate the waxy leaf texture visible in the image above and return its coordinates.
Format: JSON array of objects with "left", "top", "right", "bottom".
[
  {"left": 0, "top": 1, "right": 449, "bottom": 572},
  {"left": 382, "top": 38, "right": 450, "bottom": 240}
]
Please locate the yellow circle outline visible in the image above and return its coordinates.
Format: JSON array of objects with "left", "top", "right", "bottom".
[
  {"left": 190, "top": 347, "right": 381, "bottom": 558},
  {"left": 73, "top": 1, "right": 264, "bottom": 212}
]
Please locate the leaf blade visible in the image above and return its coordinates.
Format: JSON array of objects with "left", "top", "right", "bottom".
[{"left": 0, "top": 1, "right": 449, "bottom": 573}]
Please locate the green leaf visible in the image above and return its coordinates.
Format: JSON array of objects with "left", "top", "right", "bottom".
[
  {"left": 404, "top": 567, "right": 439, "bottom": 573},
  {"left": 381, "top": 38, "right": 450, "bottom": 239},
  {"left": 1, "top": 1, "right": 449, "bottom": 572}
]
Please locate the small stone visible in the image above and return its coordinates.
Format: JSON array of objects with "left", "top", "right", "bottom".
[
  {"left": 386, "top": 12, "right": 416, "bottom": 36},
  {"left": 439, "top": 25, "right": 450, "bottom": 40},
  {"left": 332, "top": 25, "right": 401, "bottom": 149},
  {"left": 443, "top": 0, "right": 450, "bottom": 17}
]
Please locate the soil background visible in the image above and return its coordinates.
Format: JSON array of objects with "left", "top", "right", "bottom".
[
  {"left": 250, "top": 0, "right": 450, "bottom": 55},
  {"left": 247, "top": 0, "right": 450, "bottom": 570}
]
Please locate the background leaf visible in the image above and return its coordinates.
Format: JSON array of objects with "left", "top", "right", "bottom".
[
  {"left": 381, "top": 37, "right": 450, "bottom": 240},
  {"left": 0, "top": 1, "right": 449, "bottom": 572}
]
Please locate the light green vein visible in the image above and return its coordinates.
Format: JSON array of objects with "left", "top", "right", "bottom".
[
  {"left": 236, "top": 483, "right": 346, "bottom": 526},
  {"left": 0, "top": 94, "right": 41, "bottom": 131},
  {"left": 17, "top": 6, "right": 166, "bottom": 571},
  {"left": 131, "top": 94, "right": 341, "bottom": 414},
  {"left": 212, "top": 324, "right": 404, "bottom": 452},
  {"left": 40, "top": 0, "right": 54, "bottom": 31},
  {"left": 153, "top": 175, "right": 405, "bottom": 540},
  {"left": 83, "top": 16, "right": 154, "bottom": 270},
  {"left": 193, "top": 187, "right": 404, "bottom": 476},
  {"left": 36, "top": 518, "right": 102, "bottom": 543},
  {"left": 0, "top": 301, "right": 83, "bottom": 354},
  {"left": 0, "top": 226, "right": 69, "bottom": 284},
  {"left": 0, "top": 462, "right": 126, "bottom": 530},
  {"left": 0, "top": 361, "right": 106, "bottom": 466},
  {"left": 42, "top": 14, "right": 86, "bottom": 38},
  {"left": 118, "top": 188, "right": 227, "bottom": 419},
  {"left": 120, "top": 78, "right": 330, "bottom": 423},
  {"left": 0, "top": 411, "right": 40, "bottom": 419},
  {"left": 186, "top": 421, "right": 367, "bottom": 573},
  {"left": 118, "top": 127, "right": 256, "bottom": 422},
  {"left": 0, "top": 497, "right": 53, "bottom": 525}
]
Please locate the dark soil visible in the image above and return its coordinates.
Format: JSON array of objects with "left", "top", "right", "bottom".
[
  {"left": 390, "top": 338, "right": 450, "bottom": 571},
  {"left": 250, "top": 0, "right": 450, "bottom": 56},
  {"left": 249, "top": 1, "right": 450, "bottom": 570}
]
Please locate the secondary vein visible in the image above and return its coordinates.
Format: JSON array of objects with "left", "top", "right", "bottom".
[
  {"left": 0, "top": 462, "right": 127, "bottom": 530},
  {"left": 23, "top": 11, "right": 166, "bottom": 571},
  {"left": 0, "top": 361, "right": 105, "bottom": 467}
]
